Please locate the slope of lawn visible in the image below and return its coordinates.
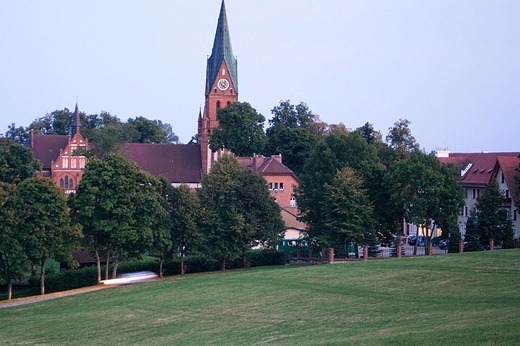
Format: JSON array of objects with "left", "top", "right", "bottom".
[{"left": 1, "top": 250, "right": 520, "bottom": 345}]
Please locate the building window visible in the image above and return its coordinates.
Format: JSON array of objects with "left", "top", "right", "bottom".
[
  {"left": 290, "top": 197, "right": 296, "bottom": 208},
  {"left": 62, "top": 158, "right": 68, "bottom": 169},
  {"left": 80, "top": 158, "right": 86, "bottom": 168},
  {"left": 222, "top": 68, "right": 226, "bottom": 75},
  {"left": 514, "top": 209, "right": 517, "bottom": 221},
  {"left": 268, "top": 182, "right": 273, "bottom": 190},
  {"left": 279, "top": 182, "right": 284, "bottom": 191},
  {"left": 274, "top": 182, "right": 279, "bottom": 190},
  {"left": 60, "top": 178, "right": 64, "bottom": 188},
  {"left": 464, "top": 206, "right": 468, "bottom": 217},
  {"left": 472, "top": 189, "right": 480, "bottom": 199},
  {"left": 501, "top": 172, "right": 505, "bottom": 183},
  {"left": 505, "top": 190, "right": 510, "bottom": 199},
  {"left": 216, "top": 101, "right": 221, "bottom": 111}
]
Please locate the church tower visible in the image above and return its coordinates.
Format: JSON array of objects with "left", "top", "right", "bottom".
[{"left": 199, "top": 0, "right": 238, "bottom": 173}]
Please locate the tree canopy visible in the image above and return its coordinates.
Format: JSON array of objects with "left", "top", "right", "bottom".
[
  {"left": 0, "top": 138, "right": 42, "bottom": 184},
  {"left": 68, "top": 153, "right": 167, "bottom": 282},
  {"left": 209, "top": 102, "right": 267, "bottom": 157}
]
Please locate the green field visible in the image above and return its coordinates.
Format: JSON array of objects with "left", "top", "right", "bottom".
[{"left": 1, "top": 250, "right": 520, "bottom": 345}]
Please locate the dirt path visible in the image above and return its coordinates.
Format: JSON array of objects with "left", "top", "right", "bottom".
[{"left": 0, "top": 285, "right": 109, "bottom": 309}]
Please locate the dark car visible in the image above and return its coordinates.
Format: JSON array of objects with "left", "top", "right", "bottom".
[
  {"left": 438, "top": 239, "right": 449, "bottom": 250},
  {"left": 463, "top": 241, "right": 485, "bottom": 252},
  {"left": 407, "top": 235, "right": 417, "bottom": 246}
]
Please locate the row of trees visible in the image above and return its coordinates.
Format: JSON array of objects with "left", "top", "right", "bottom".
[
  {"left": 5, "top": 108, "right": 179, "bottom": 156},
  {"left": 0, "top": 137, "right": 283, "bottom": 299},
  {"left": 209, "top": 100, "right": 519, "bottom": 254}
]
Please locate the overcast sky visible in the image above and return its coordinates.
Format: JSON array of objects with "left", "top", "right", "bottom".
[{"left": 1, "top": 1, "right": 518, "bottom": 153}]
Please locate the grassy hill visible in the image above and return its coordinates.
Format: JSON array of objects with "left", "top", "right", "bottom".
[{"left": 1, "top": 250, "right": 520, "bottom": 345}]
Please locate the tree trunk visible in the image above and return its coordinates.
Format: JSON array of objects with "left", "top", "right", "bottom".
[
  {"left": 95, "top": 248, "right": 101, "bottom": 284},
  {"left": 111, "top": 248, "right": 120, "bottom": 279},
  {"left": 242, "top": 248, "right": 247, "bottom": 269},
  {"left": 31, "top": 264, "right": 37, "bottom": 277},
  {"left": 40, "top": 256, "right": 47, "bottom": 295},
  {"left": 413, "top": 225, "right": 418, "bottom": 256},
  {"left": 7, "top": 278, "right": 13, "bottom": 300},
  {"left": 105, "top": 245, "right": 111, "bottom": 280},
  {"left": 180, "top": 254, "right": 185, "bottom": 275},
  {"left": 159, "top": 256, "right": 164, "bottom": 278},
  {"left": 221, "top": 257, "right": 226, "bottom": 271}
]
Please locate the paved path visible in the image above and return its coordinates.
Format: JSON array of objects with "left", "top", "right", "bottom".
[{"left": 0, "top": 285, "right": 109, "bottom": 309}]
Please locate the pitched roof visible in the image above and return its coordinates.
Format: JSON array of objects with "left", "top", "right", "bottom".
[
  {"left": 497, "top": 156, "right": 520, "bottom": 205},
  {"left": 438, "top": 152, "right": 519, "bottom": 187},
  {"left": 206, "top": 0, "right": 238, "bottom": 95},
  {"left": 29, "top": 133, "right": 69, "bottom": 170},
  {"left": 120, "top": 143, "right": 202, "bottom": 183}
]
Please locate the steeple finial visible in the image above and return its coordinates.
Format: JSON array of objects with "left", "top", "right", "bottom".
[
  {"left": 206, "top": 0, "right": 238, "bottom": 96},
  {"left": 71, "top": 101, "right": 82, "bottom": 136}
]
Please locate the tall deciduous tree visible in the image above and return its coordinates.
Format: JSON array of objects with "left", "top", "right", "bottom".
[
  {"left": 68, "top": 154, "right": 166, "bottom": 282},
  {"left": 385, "top": 119, "right": 419, "bottom": 159},
  {"left": 265, "top": 100, "right": 325, "bottom": 176},
  {"left": 161, "top": 181, "right": 202, "bottom": 275},
  {"left": 199, "top": 154, "right": 283, "bottom": 270},
  {"left": 475, "top": 180, "right": 515, "bottom": 248},
  {"left": 321, "top": 167, "right": 374, "bottom": 248},
  {"left": 0, "top": 183, "right": 30, "bottom": 300},
  {"left": 0, "top": 138, "right": 42, "bottom": 184},
  {"left": 209, "top": 102, "right": 267, "bottom": 157},
  {"left": 295, "top": 128, "right": 380, "bottom": 242},
  {"left": 390, "top": 150, "right": 464, "bottom": 255},
  {"left": 18, "top": 178, "right": 80, "bottom": 295}
]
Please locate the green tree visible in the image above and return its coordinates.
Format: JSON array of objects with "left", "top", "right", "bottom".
[
  {"left": 161, "top": 182, "right": 202, "bottom": 275},
  {"left": 29, "top": 109, "right": 76, "bottom": 136},
  {"left": 385, "top": 119, "right": 419, "bottom": 159},
  {"left": 0, "top": 183, "right": 30, "bottom": 300},
  {"left": 0, "top": 138, "right": 42, "bottom": 184},
  {"left": 18, "top": 178, "right": 81, "bottom": 295},
  {"left": 321, "top": 167, "right": 374, "bottom": 248},
  {"left": 475, "top": 180, "right": 514, "bottom": 248},
  {"left": 124, "top": 116, "right": 171, "bottom": 144},
  {"left": 5, "top": 123, "right": 30, "bottom": 144},
  {"left": 264, "top": 100, "right": 325, "bottom": 175},
  {"left": 68, "top": 154, "right": 166, "bottom": 282},
  {"left": 209, "top": 102, "right": 267, "bottom": 157},
  {"left": 295, "top": 128, "right": 380, "bottom": 242},
  {"left": 199, "top": 154, "right": 283, "bottom": 270},
  {"left": 389, "top": 150, "right": 464, "bottom": 255},
  {"left": 236, "top": 168, "right": 284, "bottom": 266}
]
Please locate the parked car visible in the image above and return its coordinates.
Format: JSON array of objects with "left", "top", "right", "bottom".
[
  {"left": 463, "top": 241, "right": 485, "bottom": 252},
  {"left": 431, "top": 237, "right": 441, "bottom": 246},
  {"left": 438, "top": 239, "right": 449, "bottom": 250},
  {"left": 407, "top": 235, "right": 417, "bottom": 246}
]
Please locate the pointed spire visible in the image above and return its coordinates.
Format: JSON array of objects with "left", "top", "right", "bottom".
[
  {"left": 206, "top": 0, "right": 238, "bottom": 95},
  {"left": 71, "top": 101, "right": 82, "bottom": 136}
]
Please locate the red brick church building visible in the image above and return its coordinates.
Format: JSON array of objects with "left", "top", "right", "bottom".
[{"left": 28, "top": 0, "right": 304, "bottom": 235}]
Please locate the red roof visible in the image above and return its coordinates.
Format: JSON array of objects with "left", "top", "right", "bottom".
[
  {"left": 497, "top": 156, "right": 520, "bottom": 205},
  {"left": 439, "top": 152, "right": 519, "bottom": 187},
  {"left": 29, "top": 134, "right": 69, "bottom": 170},
  {"left": 120, "top": 143, "right": 202, "bottom": 183}
]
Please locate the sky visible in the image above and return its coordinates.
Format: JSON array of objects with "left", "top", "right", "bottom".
[{"left": 1, "top": 1, "right": 519, "bottom": 153}]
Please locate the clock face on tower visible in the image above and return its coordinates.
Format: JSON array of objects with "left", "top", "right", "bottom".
[{"left": 217, "top": 78, "right": 230, "bottom": 91}]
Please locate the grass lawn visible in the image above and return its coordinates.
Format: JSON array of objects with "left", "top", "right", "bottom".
[{"left": 1, "top": 250, "right": 520, "bottom": 345}]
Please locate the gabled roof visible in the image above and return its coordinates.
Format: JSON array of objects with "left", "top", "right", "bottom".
[
  {"left": 496, "top": 156, "right": 520, "bottom": 205},
  {"left": 120, "top": 143, "right": 202, "bottom": 183},
  {"left": 29, "top": 134, "right": 69, "bottom": 170},
  {"left": 206, "top": 0, "right": 238, "bottom": 95},
  {"left": 256, "top": 157, "right": 295, "bottom": 176},
  {"left": 438, "top": 152, "right": 519, "bottom": 187}
]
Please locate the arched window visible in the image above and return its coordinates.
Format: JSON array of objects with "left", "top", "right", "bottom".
[
  {"left": 60, "top": 178, "right": 64, "bottom": 188},
  {"left": 216, "top": 101, "right": 221, "bottom": 111},
  {"left": 69, "top": 178, "right": 74, "bottom": 188},
  {"left": 226, "top": 101, "right": 231, "bottom": 107},
  {"left": 65, "top": 176, "right": 69, "bottom": 188}
]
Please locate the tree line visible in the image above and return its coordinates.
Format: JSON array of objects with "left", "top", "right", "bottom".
[
  {"left": 209, "top": 100, "right": 519, "bottom": 254},
  {"left": 0, "top": 138, "right": 283, "bottom": 300}
]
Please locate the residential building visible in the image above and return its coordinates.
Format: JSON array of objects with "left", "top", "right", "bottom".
[{"left": 437, "top": 151, "right": 520, "bottom": 240}]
